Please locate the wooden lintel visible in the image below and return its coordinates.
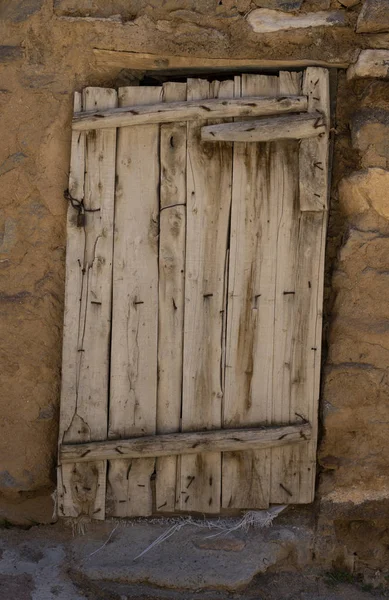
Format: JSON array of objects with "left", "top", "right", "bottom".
[
  {"left": 201, "top": 112, "right": 325, "bottom": 143},
  {"left": 72, "top": 95, "right": 307, "bottom": 131},
  {"left": 60, "top": 423, "right": 311, "bottom": 463},
  {"left": 93, "top": 49, "right": 349, "bottom": 71}
]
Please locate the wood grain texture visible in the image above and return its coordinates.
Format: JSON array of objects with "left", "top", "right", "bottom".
[
  {"left": 299, "top": 68, "right": 330, "bottom": 211},
  {"left": 156, "top": 82, "right": 187, "bottom": 513},
  {"left": 61, "top": 423, "right": 312, "bottom": 463},
  {"left": 58, "top": 88, "right": 117, "bottom": 520},
  {"left": 93, "top": 49, "right": 349, "bottom": 71},
  {"left": 73, "top": 95, "right": 308, "bottom": 131},
  {"left": 201, "top": 112, "right": 325, "bottom": 143},
  {"left": 222, "top": 74, "right": 280, "bottom": 510},
  {"left": 179, "top": 78, "right": 234, "bottom": 513},
  {"left": 108, "top": 86, "right": 162, "bottom": 517},
  {"left": 269, "top": 72, "right": 304, "bottom": 505},
  {"left": 292, "top": 69, "right": 329, "bottom": 502}
]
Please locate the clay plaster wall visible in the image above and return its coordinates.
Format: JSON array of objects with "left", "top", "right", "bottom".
[{"left": 1, "top": 0, "right": 389, "bottom": 562}]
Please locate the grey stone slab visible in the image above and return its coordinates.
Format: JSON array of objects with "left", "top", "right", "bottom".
[{"left": 72, "top": 522, "right": 312, "bottom": 590}]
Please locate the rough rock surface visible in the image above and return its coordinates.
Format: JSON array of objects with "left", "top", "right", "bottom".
[
  {"left": 356, "top": 0, "right": 389, "bottom": 33},
  {"left": 0, "top": 0, "right": 44, "bottom": 22},
  {"left": 252, "top": 0, "right": 304, "bottom": 11},
  {"left": 247, "top": 8, "right": 346, "bottom": 33},
  {"left": 348, "top": 50, "right": 389, "bottom": 80},
  {"left": 351, "top": 109, "right": 389, "bottom": 167}
]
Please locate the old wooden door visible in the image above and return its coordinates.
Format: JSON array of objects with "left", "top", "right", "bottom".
[{"left": 58, "top": 68, "right": 329, "bottom": 519}]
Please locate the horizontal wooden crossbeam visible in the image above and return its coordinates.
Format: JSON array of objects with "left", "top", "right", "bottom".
[
  {"left": 59, "top": 423, "right": 311, "bottom": 463},
  {"left": 201, "top": 112, "right": 326, "bottom": 143},
  {"left": 93, "top": 49, "right": 350, "bottom": 71},
  {"left": 72, "top": 95, "right": 308, "bottom": 131}
]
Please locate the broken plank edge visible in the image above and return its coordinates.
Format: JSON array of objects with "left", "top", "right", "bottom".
[
  {"left": 60, "top": 423, "right": 312, "bottom": 463},
  {"left": 72, "top": 95, "right": 308, "bottom": 130}
]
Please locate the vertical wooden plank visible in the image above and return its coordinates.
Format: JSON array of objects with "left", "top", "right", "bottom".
[
  {"left": 299, "top": 68, "right": 330, "bottom": 211},
  {"left": 58, "top": 92, "right": 85, "bottom": 519},
  {"left": 222, "top": 75, "right": 280, "bottom": 510},
  {"left": 269, "top": 72, "right": 303, "bottom": 505},
  {"left": 58, "top": 88, "right": 117, "bottom": 520},
  {"left": 270, "top": 69, "right": 329, "bottom": 504},
  {"left": 178, "top": 78, "right": 233, "bottom": 513},
  {"left": 155, "top": 82, "right": 187, "bottom": 514},
  {"left": 108, "top": 86, "right": 162, "bottom": 517},
  {"left": 292, "top": 68, "right": 329, "bottom": 502}
]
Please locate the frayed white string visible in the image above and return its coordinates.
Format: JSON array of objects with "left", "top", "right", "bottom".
[
  {"left": 133, "top": 505, "right": 286, "bottom": 560},
  {"left": 85, "top": 523, "right": 119, "bottom": 561}
]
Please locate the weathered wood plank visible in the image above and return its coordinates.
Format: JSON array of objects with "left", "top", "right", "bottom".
[
  {"left": 299, "top": 68, "right": 330, "bottom": 211},
  {"left": 58, "top": 88, "right": 117, "bottom": 520},
  {"left": 201, "top": 112, "right": 325, "bottom": 142},
  {"left": 269, "top": 71, "right": 303, "bottom": 506},
  {"left": 156, "top": 82, "right": 187, "bottom": 514},
  {"left": 60, "top": 423, "right": 312, "bottom": 463},
  {"left": 108, "top": 86, "right": 162, "bottom": 517},
  {"left": 73, "top": 95, "right": 307, "bottom": 131},
  {"left": 93, "top": 48, "right": 349, "bottom": 71},
  {"left": 293, "top": 213, "right": 326, "bottom": 503},
  {"left": 222, "top": 74, "right": 280, "bottom": 510},
  {"left": 58, "top": 92, "right": 86, "bottom": 519},
  {"left": 179, "top": 78, "right": 234, "bottom": 514}
]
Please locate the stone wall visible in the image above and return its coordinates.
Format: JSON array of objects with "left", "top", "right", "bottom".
[{"left": 1, "top": 0, "right": 389, "bottom": 569}]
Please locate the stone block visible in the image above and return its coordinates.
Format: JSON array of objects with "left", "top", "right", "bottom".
[
  {"left": 338, "top": 0, "right": 360, "bottom": 7},
  {"left": 348, "top": 49, "right": 389, "bottom": 79},
  {"left": 338, "top": 167, "right": 389, "bottom": 219},
  {"left": 0, "top": 46, "right": 24, "bottom": 63},
  {"left": 356, "top": 0, "right": 389, "bottom": 33},
  {"left": 253, "top": 0, "right": 303, "bottom": 11},
  {"left": 351, "top": 109, "right": 389, "bottom": 167},
  {"left": 247, "top": 8, "right": 346, "bottom": 32},
  {"left": 0, "top": 0, "right": 43, "bottom": 22}
]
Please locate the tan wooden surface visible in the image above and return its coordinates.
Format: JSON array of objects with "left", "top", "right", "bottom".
[
  {"left": 299, "top": 68, "right": 330, "bottom": 211},
  {"left": 179, "top": 78, "right": 234, "bottom": 513},
  {"left": 269, "top": 71, "right": 304, "bottom": 505},
  {"left": 59, "top": 72, "right": 329, "bottom": 518},
  {"left": 201, "top": 112, "right": 325, "bottom": 142},
  {"left": 93, "top": 48, "right": 348, "bottom": 71},
  {"left": 60, "top": 423, "right": 312, "bottom": 463},
  {"left": 156, "top": 82, "right": 187, "bottom": 513},
  {"left": 58, "top": 88, "right": 117, "bottom": 520},
  {"left": 222, "top": 74, "right": 280, "bottom": 509},
  {"left": 73, "top": 95, "right": 307, "bottom": 131},
  {"left": 108, "top": 86, "right": 162, "bottom": 517}
]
